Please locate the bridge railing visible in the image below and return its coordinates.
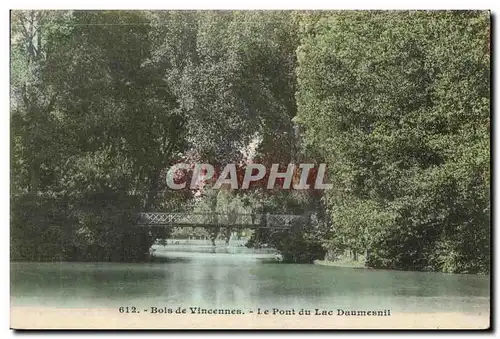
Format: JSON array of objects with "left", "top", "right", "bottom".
[{"left": 137, "top": 212, "right": 307, "bottom": 229}]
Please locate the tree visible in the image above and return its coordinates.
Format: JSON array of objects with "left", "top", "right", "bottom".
[{"left": 295, "top": 11, "right": 490, "bottom": 273}]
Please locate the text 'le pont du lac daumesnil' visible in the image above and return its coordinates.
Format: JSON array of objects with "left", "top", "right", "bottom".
[{"left": 147, "top": 307, "right": 392, "bottom": 317}]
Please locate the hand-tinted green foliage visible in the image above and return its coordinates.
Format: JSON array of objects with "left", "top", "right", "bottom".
[
  {"left": 295, "top": 11, "right": 490, "bottom": 273},
  {"left": 245, "top": 190, "right": 329, "bottom": 263},
  {"left": 11, "top": 192, "right": 160, "bottom": 261},
  {"left": 11, "top": 10, "right": 184, "bottom": 261},
  {"left": 11, "top": 10, "right": 490, "bottom": 271},
  {"left": 11, "top": 194, "right": 75, "bottom": 261}
]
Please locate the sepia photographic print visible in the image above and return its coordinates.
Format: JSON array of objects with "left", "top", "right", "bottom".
[{"left": 9, "top": 9, "right": 491, "bottom": 330}]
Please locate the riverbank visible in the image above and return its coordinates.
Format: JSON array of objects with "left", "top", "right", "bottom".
[
  {"left": 314, "top": 259, "right": 366, "bottom": 269},
  {"left": 10, "top": 307, "right": 490, "bottom": 329}
]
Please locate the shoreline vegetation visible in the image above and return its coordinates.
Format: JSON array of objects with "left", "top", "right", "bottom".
[
  {"left": 10, "top": 307, "right": 490, "bottom": 329},
  {"left": 9, "top": 255, "right": 490, "bottom": 276},
  {"left": 314, "top": 259, "right": 365, "bottom": 269},
  {"left": 11, "top": 11, "right": 490, "bottom": 274}
]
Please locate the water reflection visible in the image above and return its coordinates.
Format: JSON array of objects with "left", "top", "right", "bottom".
[{"left": 11, "top": 247, "right": 490, "bottom": 314}]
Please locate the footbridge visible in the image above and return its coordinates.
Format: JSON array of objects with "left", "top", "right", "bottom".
[{"left": 137, "top": 213, "right": 308, "bottom": 230}]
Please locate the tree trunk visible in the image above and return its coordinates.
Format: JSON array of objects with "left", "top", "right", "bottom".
[{"left": 143, "top": 170, "right": 160, "bottom": 211}]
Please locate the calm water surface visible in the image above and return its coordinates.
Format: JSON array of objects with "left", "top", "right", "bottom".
[{"left": 11, "top": 245, "right": 490, "bottom": 314}]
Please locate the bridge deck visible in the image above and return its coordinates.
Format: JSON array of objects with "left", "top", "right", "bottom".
[{"left": 137, "top": 212, "right": 306, "bottom": 229}]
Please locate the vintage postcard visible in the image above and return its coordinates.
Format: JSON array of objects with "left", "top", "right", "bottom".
[{"left": 10, "top": 9, "right": 490, "bottom": 330}]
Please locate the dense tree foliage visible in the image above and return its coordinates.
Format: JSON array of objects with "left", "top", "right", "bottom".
[{"left": 295, "top": 11, "right": 490, "bottom": 273}]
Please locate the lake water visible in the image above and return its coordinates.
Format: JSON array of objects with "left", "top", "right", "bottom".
[{"left": 10, "top": 244, "right": 490, "bottom": 315}]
